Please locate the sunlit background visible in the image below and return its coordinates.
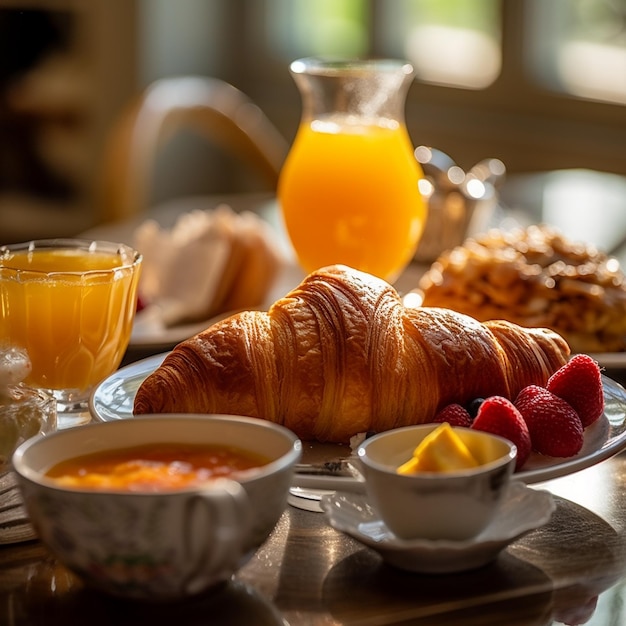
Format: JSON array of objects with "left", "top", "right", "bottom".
[{"left": 0, "top": 0, "right": 625, "bottom": 242}]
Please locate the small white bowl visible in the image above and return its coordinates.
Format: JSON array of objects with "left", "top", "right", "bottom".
[
  {"left": 13, "top": 414, "right": 301, "bottom": 601},
  {"left": 357, "top": 424, "right": 516, "bottom": 541}
]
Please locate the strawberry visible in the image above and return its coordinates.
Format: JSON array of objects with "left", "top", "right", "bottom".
[
  {"left": 515, "top": 385, "right": 584, "bottom": 457},
  {"left": 136, "top": 293, "right": 147, "bottom": 313},
  {"left": 546, "top": 354, "right": 604, "bottom": 427},
  {"left": 471, "top": 396, "right": 531, "bottom": 470},
  {"left": 432, "top": 404, "right": 472, "bottom": 427}
]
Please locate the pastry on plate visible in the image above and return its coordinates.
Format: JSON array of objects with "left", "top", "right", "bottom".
[
  {"left": 134, "top": 264, "right": 569, "bottom": 443},
  {"left": 133, "top": 204, "right": 284, "bottom": 326},
  {"left": 418, "top": 224, "right": 626, "bottom": 354}
]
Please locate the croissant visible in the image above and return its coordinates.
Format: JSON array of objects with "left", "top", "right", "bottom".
[{"left": 134, "top": 265, "right": 571, "bottom": 443}]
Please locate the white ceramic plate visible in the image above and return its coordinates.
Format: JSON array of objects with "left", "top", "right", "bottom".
[
  {"left": 90, "top": 359, "right": 626, "bottom": 486},
  {"left": 90, "top": 353, "right": 168, "bottom": 422},
  {"left": 320, "top": 481, "right": 555, "bottom": 573},
  {"left": 588, "top": 352, "right": 626, "bottom": 369}
]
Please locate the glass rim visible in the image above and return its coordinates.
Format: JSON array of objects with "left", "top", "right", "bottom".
[
  {"left": 0, "top": 238, "right": 142, "bottom": 276},
  {"left": 290, "top": 56, "right": 414, "bottom": 77}
]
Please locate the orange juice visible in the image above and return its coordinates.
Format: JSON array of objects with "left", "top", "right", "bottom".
[
  {"left": 0, "top": 245, "right": 141, "bottom": 393},
  {"left": 278, "top": 117, "right": 427, "bottom": 281}
]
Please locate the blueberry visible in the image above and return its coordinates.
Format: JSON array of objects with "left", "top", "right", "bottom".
[{"left": 467, "top": 398, "right": 485, "bottom": 418}]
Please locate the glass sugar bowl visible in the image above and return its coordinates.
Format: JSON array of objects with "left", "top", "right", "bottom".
[{"left": 0, "top": 347, "right": 57, "bottom": 472}]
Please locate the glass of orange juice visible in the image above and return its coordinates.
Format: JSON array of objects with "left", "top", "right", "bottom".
[
  {"left": 0, "top": 239, "right": 142, "bottom": 428},
  {"left": 278, "top": 58, "right": 427, "bottom": 282}
]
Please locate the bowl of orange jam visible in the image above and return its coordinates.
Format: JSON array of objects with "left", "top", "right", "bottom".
[{"left": 13, "top": 414, "right": 301, "bottom": 601}]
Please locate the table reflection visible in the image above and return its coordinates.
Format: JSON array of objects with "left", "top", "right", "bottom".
[{"left": 6, "top": 455, "right": 626, "bottom": 624}]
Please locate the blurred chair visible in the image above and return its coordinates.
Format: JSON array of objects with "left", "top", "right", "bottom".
[{"left": 98, "top": 75, "right": 289, "bottom": 223}]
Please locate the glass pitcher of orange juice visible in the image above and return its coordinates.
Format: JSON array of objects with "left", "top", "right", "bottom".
[{"left": 278, "top": 58, "right": 427, "bottom": 282}]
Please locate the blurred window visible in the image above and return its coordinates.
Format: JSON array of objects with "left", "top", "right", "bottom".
[
  {"left": 263, "top": 0, "right": 625, "bottom": 104},
  {"left": 264, "top": 0, "right": 501, "bottom": 90},
  {"left": 527, "top": 0, "right": 626, "bottom": 105},
  {"left": 380, "top": 0, "right": 501, "bottom": 90},
  {"left": 267, "top": 0, "right": 368, "bottom": 59}
]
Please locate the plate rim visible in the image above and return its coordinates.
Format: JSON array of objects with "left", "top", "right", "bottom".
[
  {"left": 588, "top": 351, "right": 626, "bottom": 369},
  {"left": 90, "top": 358, "right": 626, "bottom": 486}
]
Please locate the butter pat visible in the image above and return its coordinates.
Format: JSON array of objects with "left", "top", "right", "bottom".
[{"left": 398, "top": 423, "right": 480, "bottom": 474}]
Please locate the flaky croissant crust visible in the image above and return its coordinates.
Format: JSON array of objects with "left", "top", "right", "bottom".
[{"left": 134, "top": 265, "right": 570, "bottom": 443}]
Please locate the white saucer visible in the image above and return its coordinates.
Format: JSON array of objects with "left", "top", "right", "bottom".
[{"left": 320, "top": 481, "right": 555, "bottom": 574}]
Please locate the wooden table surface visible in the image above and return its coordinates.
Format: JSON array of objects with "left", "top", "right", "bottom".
[
  {"left": 3, "top": 192, "right": 626, "bottom": 624},
  {"left": 2, "top": 442, "right": 626, "bottom": 626}
]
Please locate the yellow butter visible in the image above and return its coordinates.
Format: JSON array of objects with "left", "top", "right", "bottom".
[{"left": 397, "top": 423, "right": 480, "bottom": 474}]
